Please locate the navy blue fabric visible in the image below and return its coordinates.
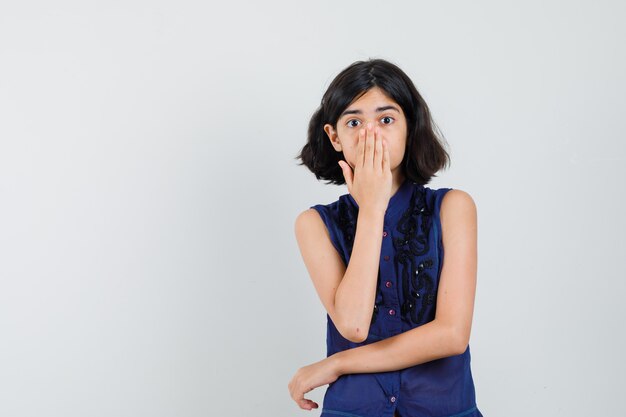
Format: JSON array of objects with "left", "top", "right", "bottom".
[{"left": 310, "top": 179, "right": 483, "bottom": 417}]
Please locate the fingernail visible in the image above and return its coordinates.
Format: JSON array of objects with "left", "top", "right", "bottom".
[{"left": 367, "top": 122, "right": 372, "bottom": 129}]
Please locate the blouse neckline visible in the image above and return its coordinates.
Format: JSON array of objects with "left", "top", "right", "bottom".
[{"left": 346, "top": 177, "right": 416, "bottom": 219}]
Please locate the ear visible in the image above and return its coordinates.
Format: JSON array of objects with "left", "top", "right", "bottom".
[{"left": 323, "top": 124, "right": 342, "bottom": 152}]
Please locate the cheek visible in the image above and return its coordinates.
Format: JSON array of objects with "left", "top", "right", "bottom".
[
  {"left": 344, "top": 148, "right": 359, "bottom": 169},
  {"left": 380, "top": 129, "right": 406, "bottom": 152},
  {"left": 337, "top": 128, "right": 358, "bottom": 143},
  {"left": 336, "top": 130, "right": 359, "bottom": 160}
]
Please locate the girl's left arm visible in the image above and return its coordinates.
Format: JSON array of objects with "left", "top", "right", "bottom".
[
  {"left": 332, "top": 189, "right": 478, "bottom": 373},
  {"left": 288, "top": 190, "right": 477, "bottom": 409}
]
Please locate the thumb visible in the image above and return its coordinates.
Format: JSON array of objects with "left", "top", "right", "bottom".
[{"left": 338, "top": 161, "right": 353, "bottom": 191}]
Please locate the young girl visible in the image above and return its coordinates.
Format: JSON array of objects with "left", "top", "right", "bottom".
[{"left": 288, "top": 59, "right": 483, "bottom": 417}]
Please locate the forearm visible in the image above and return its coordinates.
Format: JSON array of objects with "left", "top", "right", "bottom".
[
  {"left": 331, "top": 320, "right": 464, "bottom": 374},
  {"left": 334, "top": 207, "right": 385, "bottom": 341}
]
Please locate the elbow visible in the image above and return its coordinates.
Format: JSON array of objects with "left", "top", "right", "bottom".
[
  {"left": 449, "top": 327, "right": 470, "bottom": 356},
  {"left": 337, "top": 322, "right": 369, "bottom": 344},
  {"left": 345, "top": 332, "right": 368, "bottom": 344},
  {"left": 332, "top": 304, "right": 370, "bottom": 343},
  {"left": 347, "top": 330, "right": 368, "bottom": 344},
  {"left": 452, "top": 339, "right": 469, "bottom": 356}
]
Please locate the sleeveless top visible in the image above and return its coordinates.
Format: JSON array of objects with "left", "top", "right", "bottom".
[{"left": 310, "top": 178, "right": 483, "bottom": 417}]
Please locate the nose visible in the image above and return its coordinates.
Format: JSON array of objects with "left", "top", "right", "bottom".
[{"left": 359, "top": 122, "right": 380, "bottom": 134}]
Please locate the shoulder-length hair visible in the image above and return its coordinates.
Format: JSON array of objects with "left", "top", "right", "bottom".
[{"left": 296, "top": 58, "right": 450, "bottom": 186}]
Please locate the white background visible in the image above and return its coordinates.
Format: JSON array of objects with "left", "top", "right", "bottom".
[{"left": 1, "top": 1, "right": 625, "bottom": 416}]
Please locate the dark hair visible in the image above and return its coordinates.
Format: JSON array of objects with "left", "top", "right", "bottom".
[{"left": 295, "top": 58, "right": 450, "bottom": 186}]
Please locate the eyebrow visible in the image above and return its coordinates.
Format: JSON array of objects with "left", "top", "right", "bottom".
[{"left": 340, "top": 105, "right": 401, "bottom": 118}]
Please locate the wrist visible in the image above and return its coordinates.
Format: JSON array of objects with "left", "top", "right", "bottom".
[
  {"left": 329, "top": 350, "right": 348, "bottom": 376},
  {"left": 357, "top": 206, "right": 386, "bottom": 221}
]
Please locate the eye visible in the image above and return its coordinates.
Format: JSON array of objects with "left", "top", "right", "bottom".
[
  {"left": 346, "top": 119, "right": 361, "bottom": 128},
  {"left": 380, "top": 116, "right": 395, "bottom": 125}
]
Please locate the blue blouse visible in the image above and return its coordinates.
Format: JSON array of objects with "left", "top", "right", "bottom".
[{"left": 310, "top": 178, "right": 483, "bottom": 417}]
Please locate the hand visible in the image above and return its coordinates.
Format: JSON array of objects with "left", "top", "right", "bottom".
[
  {"left": 338, "top": 122, "right": 392, "bottom": 214},
  {"left": 288, "top": 356, "right": 341, "bottom": 411}
]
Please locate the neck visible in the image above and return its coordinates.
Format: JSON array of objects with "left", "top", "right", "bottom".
[{"left": 391, "top": 171, "right": 406, "bottom": 196}]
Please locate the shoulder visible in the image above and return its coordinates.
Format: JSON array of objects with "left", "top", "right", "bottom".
[
  {"left": 439, "top": 189, "right": 477, "bottom": 231},
  {"left": 293, "top": 207, "right": 343, "bottom": 262},
  {"left": 295, "top": 208, "right": 323, "bottom": 230},
  {"left": 294, "top": 194, "right": 351, "bottom": 229},
  {"left": 441, "top": 189, "right": 476, "bottom": 213},
  {"left": 295, "top": 208, "right": 323, "bottom": 234},
  {"left": 294, "top": 203, "right": 337, "bottom": 239}
]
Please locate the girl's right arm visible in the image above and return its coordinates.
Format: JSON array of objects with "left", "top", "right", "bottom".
[
  {"left": 295, "top": 123, "right": 390, "bottom": 343},
  {"left": 295, "top": 205, "right": 385, "bottom": 343}
]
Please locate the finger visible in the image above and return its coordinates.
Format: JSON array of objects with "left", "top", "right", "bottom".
[
  {"left": 293, "top": 387, "right": 319, "bottom": 410},
  {"left": 381, "top": 138, "right": 389, "bottom": 172},
  {"left": 374, "top": 127, "right": 383, "bottom": 171},
  {"left": 299, "top": 398, "right": 319, "bottom": 410},
  {"left": 338, "top": 160, "right": 353, "bottom": 191},
  {"left": 290, "top": 380, "right": 307, "bottom": 402},
  {"left": 365, "top": 122, "right": 374, "bottom": 168},
  {"left": 356, "top": 126, "right": 365, "bottom": 170},
  {"left": 297, "top": 391, "right": 319, "bottom": 410}
]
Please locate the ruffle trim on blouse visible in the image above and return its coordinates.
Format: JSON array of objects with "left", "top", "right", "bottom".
[{"left": 334, "top": 183, "right": 439, "bottom": 327}]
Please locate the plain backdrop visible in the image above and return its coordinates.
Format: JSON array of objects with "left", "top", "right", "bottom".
[{"left": 1, "top": 1, "right": 625, "bottom": 416}]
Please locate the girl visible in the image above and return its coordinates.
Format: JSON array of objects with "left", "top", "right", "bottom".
[{"left": 289, "top": 59, "right": 483, "bottom": 417}]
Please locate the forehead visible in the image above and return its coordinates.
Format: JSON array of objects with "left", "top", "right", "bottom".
[
  {"left": 340, "top": 87, "right": 403, "bottom": 117},
  {"left": 345, "top": 87, "right": 400, "bottom": 111}
]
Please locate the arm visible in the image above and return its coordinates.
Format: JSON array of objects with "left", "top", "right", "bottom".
[
  {"left": 334, "top": 207, "right": 386, "bottom": 341},
  {"left": 295, "top": 206, "right": 385, "bottom": 343},
  {"left": 330, "top": 189, "right": 478, "bottom": 373}
]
